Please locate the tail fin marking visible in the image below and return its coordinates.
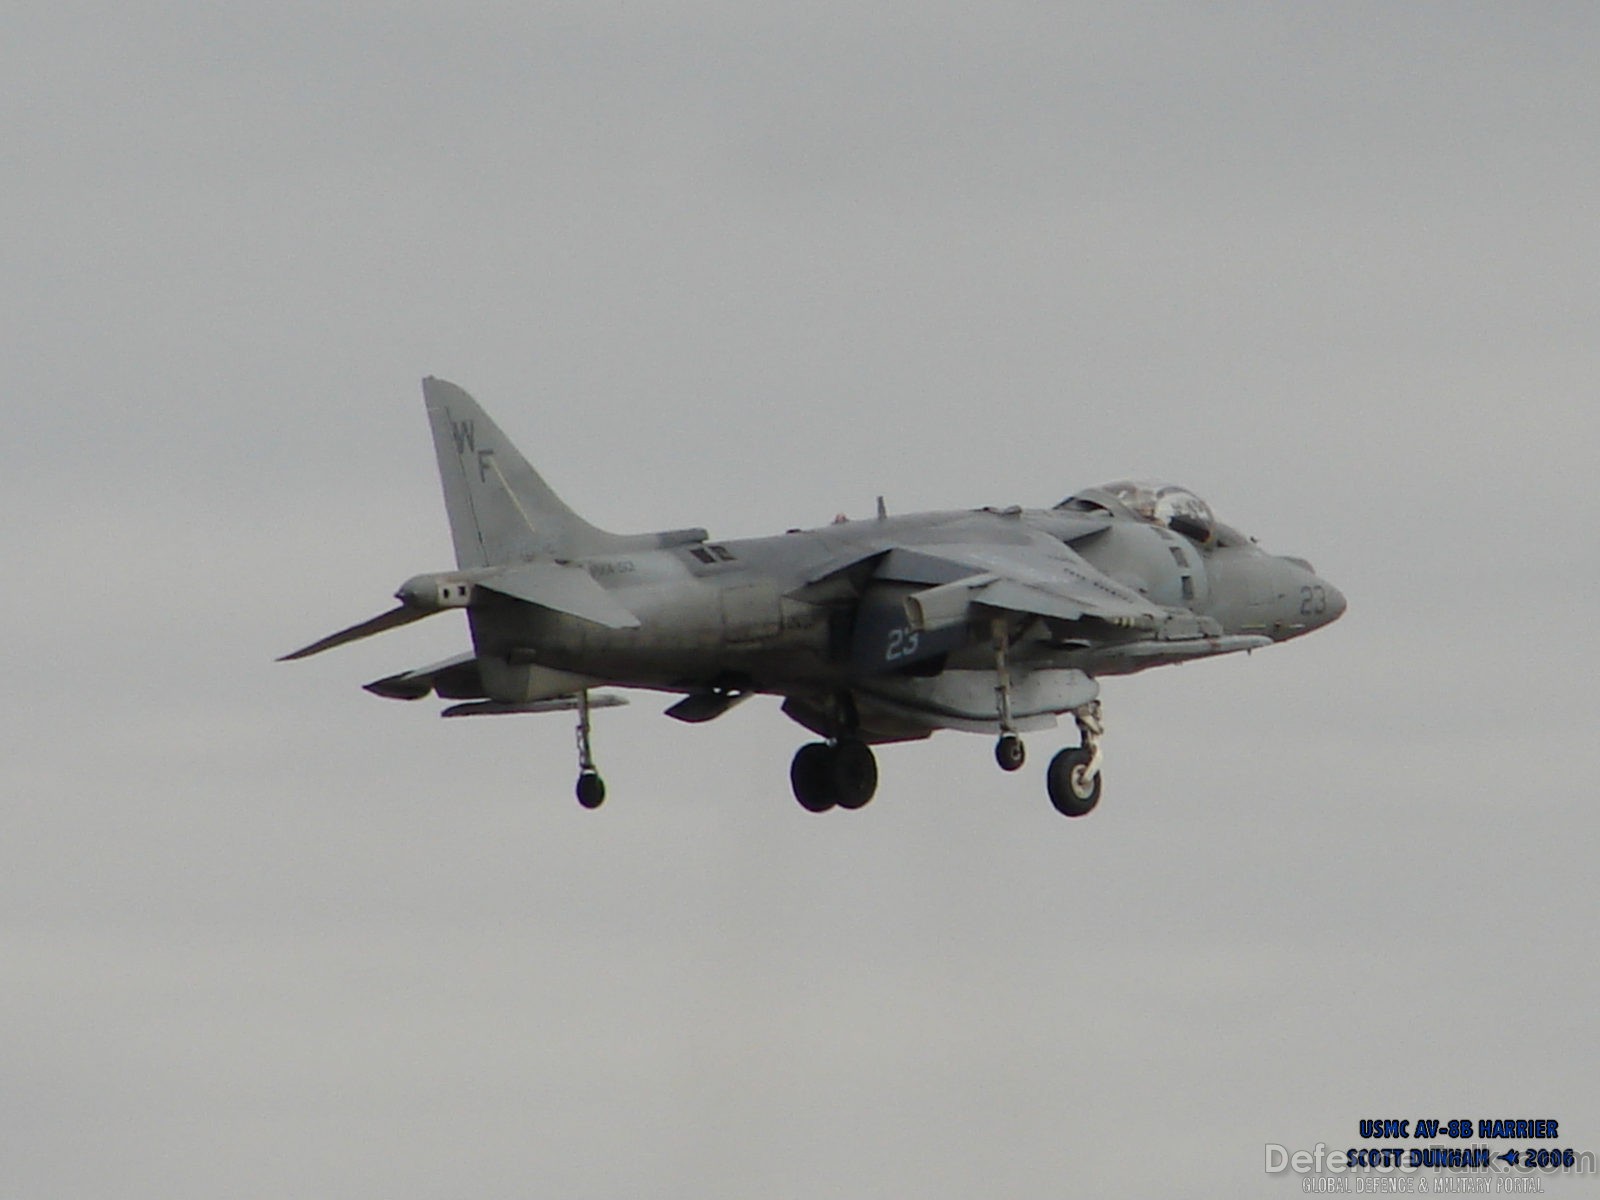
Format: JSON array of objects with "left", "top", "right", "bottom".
[{"left": 423, "top": 376, "right": 619, "bottom": 567}]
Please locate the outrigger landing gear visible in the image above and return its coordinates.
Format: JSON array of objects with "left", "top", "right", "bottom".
[
  {"left": 574, "top": 689, "right": 606, "bottom": 809},
  {"left": 991, "top": 618, "right": 1026, "bottom": 772},
  {"left": 789, "top": 738, "right": 879, "bottom": 812},
  {"left": 1046, "top": 700, "right": 1104, "bottom": 817}
]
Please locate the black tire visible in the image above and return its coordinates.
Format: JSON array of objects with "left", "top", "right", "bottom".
[
  {"left": 576, "top": 771, "right": 606, "bottom": 809},
  {"left": 831, "top": 738, "right": 879, "bottom": 810},
  {"left": 1046, "top": 747, "right": 1101, "bottom": 817},
  {"left": 790, "top": 742, "right": 837, "bottom": 812},
  {"left": 995, "top": 734, "right": 1026, "bottom": 772}
]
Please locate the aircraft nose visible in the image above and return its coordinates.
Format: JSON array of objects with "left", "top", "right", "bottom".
[
  {"left": 1321, "top": 579, "right": 1348, "bottom": 623},
  {"left": 1274, "top": 557, "right": 1346, "bottom": 637},
  {"left": 1298, "top": 569, "right": 1346, "bottom": 629}
]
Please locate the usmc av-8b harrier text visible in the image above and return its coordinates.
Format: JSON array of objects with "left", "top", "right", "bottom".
[{"left": 283, "top": 378, "right": 1345, "bottom": 815}]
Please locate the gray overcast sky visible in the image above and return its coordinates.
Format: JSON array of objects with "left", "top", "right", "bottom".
[{"left": 4, "top": 4, "right": 1598, "bottom": 1196}]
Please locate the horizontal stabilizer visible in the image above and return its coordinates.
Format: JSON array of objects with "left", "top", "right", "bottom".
[
  {"left": 441, "top": 695, "right": 629, "bottom": 718},
  {"left": 363, "top": 653, "right": 482, "bottom": 700},
  {"left": 278, "top": 605, "right": 434, "bottom": 661},
  {"left": 480, "top": 561, "right": 641, "bottom": 629}
]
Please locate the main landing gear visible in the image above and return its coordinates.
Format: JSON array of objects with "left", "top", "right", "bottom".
[
  {"left": 787, "top": 696, "right": 1106, "bottom": 818},
  {"left": 789, "top": 737, "right": 879, "bottom": 813}
]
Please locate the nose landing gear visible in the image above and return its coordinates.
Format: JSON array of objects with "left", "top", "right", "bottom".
[
  {"left": 974, "top": 619, "right": 1109, "bottom": 816},
  {"left": 1046, "top": 701, "right": 1104, "bottom": 817}
]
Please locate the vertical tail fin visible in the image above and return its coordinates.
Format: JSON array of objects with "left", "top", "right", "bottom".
[{"left": 422, "top": 377, "right": 619, "bottom": 567}]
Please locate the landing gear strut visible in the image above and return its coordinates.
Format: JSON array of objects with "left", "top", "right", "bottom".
[
  {"left": 574, "top": 689, "right": 606, "bottom": 809},
  {"left": 789, "top": 737, "right": 878, "bottom": 812},
  {"left": 1046, "top": 701, "right": 1103, "bottom": 817},
  {"left": 991, "top": 619, "right": 1026, "bottom": 772}
]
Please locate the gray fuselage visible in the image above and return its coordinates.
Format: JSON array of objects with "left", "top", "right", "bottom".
[{"left": 467, "top": 502, "right": 1345, "bottom": 706}]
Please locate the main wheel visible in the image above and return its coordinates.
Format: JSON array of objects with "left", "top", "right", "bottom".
[
  {"left": 790, "top": 742, "right": 837, "bottom": 812},
  {"left": 994, "top": 734, "right": 1026, "bottom": 772},
  {"left": 1046, "top": 747, "right": 1101, "bottom": 817},
  {"left": 830, "top": 738, "right": 878, "bottom": 810},
  {"left": 576, "top": 771, "right": 607, "bottom": 809}
]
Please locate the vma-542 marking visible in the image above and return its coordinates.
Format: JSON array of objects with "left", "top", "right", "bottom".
[{"left": 282, "top": 378, "right": 1345, "bottom": 815}]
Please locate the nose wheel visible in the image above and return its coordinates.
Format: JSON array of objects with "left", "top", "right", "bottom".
[{"left": 1046, "top": 701, "right": 1104, "bottom": 817}]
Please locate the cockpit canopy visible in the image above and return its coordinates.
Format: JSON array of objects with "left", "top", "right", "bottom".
[{"left": 1060, "top": 479, "right": 1217, "bottom": 544}]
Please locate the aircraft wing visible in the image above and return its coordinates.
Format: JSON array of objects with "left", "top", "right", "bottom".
[{"left": 876, "top": 542, "right": 1165, "bottom": 630}]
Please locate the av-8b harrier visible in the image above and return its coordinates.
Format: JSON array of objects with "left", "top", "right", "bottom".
[{"left": 283, "top": 378, "right": 1345, "bottom": 816}]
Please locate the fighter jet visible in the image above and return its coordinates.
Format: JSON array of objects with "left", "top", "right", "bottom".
[{"left": 282, "top": 378, "right": 1345, "bottom": 816}]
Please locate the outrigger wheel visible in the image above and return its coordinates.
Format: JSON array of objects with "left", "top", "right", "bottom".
[
  {"left": 573, "top": 690, "right": 606, "bottom": 809},
  {"left": 576, "top": 770, "right": 606, "bottom": 809}
]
